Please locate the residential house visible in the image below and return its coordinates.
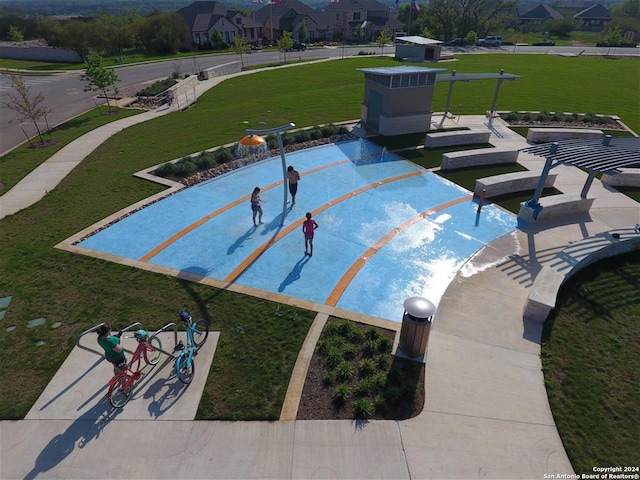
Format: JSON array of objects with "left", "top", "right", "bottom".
[
  {"left": 558, "top": 0, "right": 595, "bottom": 16},
  {"left": 324, "top": 0, "right": 403, "bottom": 42},
  {"left": 177, "top": 1, "right": 262, "bottom": 50},
  {"left": 253, "top": 0, "right": 332, "bottom": 44},
  {"left": 517, "top": 3, "right": 564, "bottom": 30},
  {"left": 573, "top": 3, "right": 611, "bottom": 31}
]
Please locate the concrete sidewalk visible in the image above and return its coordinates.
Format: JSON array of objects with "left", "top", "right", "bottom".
[{"left": 2, "top": 70, "right": 639, "bottom": 478}]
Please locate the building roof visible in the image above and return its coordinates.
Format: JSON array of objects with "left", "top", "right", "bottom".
[
  {"left": 520, "top": 137, "right": 640, "bottom": 175},
  {"left": 324, "top": 0, "right": 390, "bottom": 12},
  {"left": 253, "top": 0, "right": 316, "bottom": 24},
  {"left": 573, "top": 3, "right": 611, "bottom": 19},
  {"left": 396, "top": 36, "right": 443, "bottom": 45},
  {"left": 435, "top": 72, "right": 520, "bottom": 82},
  {"left": 518, "top": 3, "right": 563, "bottom": 21},
  {"left": 357, "top": 66, "right": 447, "bottom": 76},
  {"left": 178, "top": 1, "right": 230, "bottom": 30}
]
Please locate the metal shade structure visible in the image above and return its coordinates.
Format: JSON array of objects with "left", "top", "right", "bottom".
[
  {"left": 243, "top": 123, "right": 295, "bottom": 226},
  {"left": 521, "top": 136, "right": 640, "bottom": 205},
  {"left": 435, "top": 69, "right": 520, "bottom": 127}
]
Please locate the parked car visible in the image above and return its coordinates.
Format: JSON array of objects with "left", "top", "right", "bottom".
[
  {"left": 477, "top": 36, "right": 502, "bottom": 47},
  {"left": 446, "top": 38, "right": 467, "bottom": 46},
  {"left": 288, "top": 41, "right": 307, "bottom": 51}
]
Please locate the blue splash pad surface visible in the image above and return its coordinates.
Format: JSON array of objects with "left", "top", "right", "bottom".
[{"left": 78, "top": 139, "right": 516, "bottom": 322}]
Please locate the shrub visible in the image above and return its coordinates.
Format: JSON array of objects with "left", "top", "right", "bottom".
[
  {"left": 370, "top": 372, "right": 387, "bottom": 391},
  {"left": 354, "top": 377, "right": 374, "bottom": 397},
  {"left": 335, "top": 360, "right": 354, "bottom": 381},
  {"left": 362, "top": 339, "right": 378, "bottom": 357},
  {"left": 359, "top": 358, "right": 376, "bottom": 377},
  {"left": 342, "top": 342, "right": 359, "bottom": 360},
  {"left": 320, "top": 124, "right": 338, "bottom": 137},
  {"left": 364, "top": 326, "right": 380, "bottom": 341},
  {"left": 155, "top": 162, "right": 176, "bottom": 177},
  {"left": 214, "top": 146, "right": 234, "bottom": 165},
  {"left": 194, "top": 152, "right": 216, "bottom": 170},
  {"left": 551, "top": 112, "right": 563, "bottom": 122},
  {"left": 377, "top": 336, "right": 393, "bottom": 353},
  {"left": 332, "top": 383, "right": 350, "bottom": 404},
  {"left": 136, "top": 77, "right": 178, "bottom": 97},
  {"left": 324, "top": 346, "right": 343, "bottom": 369},
  {"left": 503, "top": 112, "right": 519, "bottom": 122},
  {"left": 173, "top": 158, "right": 197, "bottom": 176},
  {"left": 353, "top": 398, "right": 374, "bottom": 419},
  {"left": 323, "top": 370, "right": 334, "bottom": 385},
  {"left": 535, "top": 111, "right": 550, "bottom": 122},
  {"left": 309, "top": 128, "right": 323, "bottom": 140},
  {"left": 293, "top": 130, "right": 311, "bottom": 143},
  {"left": 376, "top": 353, "right": 390, "bottom": 370}
]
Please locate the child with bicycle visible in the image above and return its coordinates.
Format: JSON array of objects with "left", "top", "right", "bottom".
[{"left": 96, "top": 323, "right": 127, "bottom": 376}]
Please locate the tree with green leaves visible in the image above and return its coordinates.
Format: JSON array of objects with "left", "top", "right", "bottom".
[
  {"left": 80, "top": 54, "right": 120, "bottom": 114},
  {"left": 210, "top": 28, "right": 224, "bottom": 49},
  {"left": 232, "top": 35, "right": 250, "bottom": 69},
  {"left": 298, "top": 20, "right": 308, "bottom": 43},
  {"left": 277, "top": 30, "right": 294, "bottom": 63},
  {"left": 8, "top": 25, "right": 24, "bottom": 42},
  {"left": 376, "top": 29, "right": 392, "bottom": 56},
  {"left": 2, "top": 73, "right": 53, "bottom": 147}
]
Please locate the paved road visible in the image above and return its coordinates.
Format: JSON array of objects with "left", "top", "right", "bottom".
[{"left": 1, "top": 44, "right": 638, "bottom": 155}]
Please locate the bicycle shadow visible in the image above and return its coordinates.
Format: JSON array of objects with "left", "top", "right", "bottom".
[
  {"left": 144, "top": 370, "right": 189, "bottom": 418},
  {"left": 24, "top": 398, "right": 121, "bottom": 480}
]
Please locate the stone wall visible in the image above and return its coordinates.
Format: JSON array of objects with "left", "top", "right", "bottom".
[{"left": 0, "top": 44, "right": 83, "bottom": 63}]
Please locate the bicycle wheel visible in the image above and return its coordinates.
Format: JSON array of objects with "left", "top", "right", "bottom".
[
  {"left": 144, "top": 336, "right": 162, "bottom": 365},
  {"left": 176, "top": 353, "right": 195, "bottom": 385},
  {"left": 108, "top": 374, "right": 133, "bottom": 408},
  {"left": 193, "top": 319, "right": 209, "bottom": 349}
]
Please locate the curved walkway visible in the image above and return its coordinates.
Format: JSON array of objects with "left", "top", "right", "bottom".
[{"left": 2, "top": 66, "right": 640, "bottom": 479}]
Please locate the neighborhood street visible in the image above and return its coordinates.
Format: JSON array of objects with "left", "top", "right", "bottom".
[{"left": 1, "top": 44, "right": 638, "bottom": 156}]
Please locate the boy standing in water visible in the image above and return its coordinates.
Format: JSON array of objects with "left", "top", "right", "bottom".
[{"left": 302, "top": 212, "right": 319, "bottom": 256}]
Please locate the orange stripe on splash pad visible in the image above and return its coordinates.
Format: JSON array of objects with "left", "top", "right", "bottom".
[
  {"left": 325, "top": 195, "right": 473, "bottom": 307},
  {"left": 223, "top": 170, "right": 425, "bottom": 285},
  {"left": 138, "top": 154, "right": 381, "bottom": 263}
]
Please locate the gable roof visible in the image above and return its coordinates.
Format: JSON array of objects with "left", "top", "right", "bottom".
[
  {"left": 573, "top": 3, "right": 611, "bottom": 19},
  {"left": 518, "top": 3, "right": 563, "bottom": 21},
  {"left": 324, "top": 0, "right": 390, "bottom": 12},
  {"left": 253, "top": 0, "right": 316, "bottom": 24},
  {"left": 178, "top": 1, "right": 230, "bottom": 29}
]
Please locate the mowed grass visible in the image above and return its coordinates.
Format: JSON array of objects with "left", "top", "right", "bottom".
[
  {"left": 0, "top": 54, "right": 638, "bottom": 430},
  {"left": 541, "top": 251, "right": 640, "bottom": 473}
]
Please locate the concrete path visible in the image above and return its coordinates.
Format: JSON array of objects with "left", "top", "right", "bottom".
[{"left": 2, "top": 69, "right": 639, "bottom": 479}]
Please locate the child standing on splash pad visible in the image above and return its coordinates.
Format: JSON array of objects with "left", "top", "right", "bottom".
[
  {"left": 302, "top": 212, "right": 319, "bottom": 256},
  {"left": 251, "top": 187, "right": 265, "bottom": 226}
]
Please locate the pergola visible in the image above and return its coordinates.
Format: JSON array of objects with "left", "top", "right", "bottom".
[
  {"left": 435, "top": 69, "right": 520, "bottom": 128},
  {"left": 521, "top": 136, "right": 640, "bottom": 206}
]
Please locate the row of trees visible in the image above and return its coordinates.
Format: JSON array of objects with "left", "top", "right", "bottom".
[
  {"left": 2, "top": 11, "right": 190, "bottom": 61},
  {"left": 395, "top": 0, "right": 639, "bottom": 43}
]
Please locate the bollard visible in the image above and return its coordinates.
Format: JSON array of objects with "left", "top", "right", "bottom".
[{"left": 477, "top": 188, "right": 486, "bottom": 213}]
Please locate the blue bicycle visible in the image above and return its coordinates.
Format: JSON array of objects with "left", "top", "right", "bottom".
[{"left": 174, "top": 311, "right": 209, "bottom": 384}]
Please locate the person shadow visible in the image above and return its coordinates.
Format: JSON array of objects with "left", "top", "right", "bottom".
[
  {"left": 278, "top": 255, "right": 310, "bottom": 292},
  {"left": 24, "top": 398, "right": 121, "bottom": 480},
  {"left": 227, "top": 226, "right": 257, "bottom": 255}
]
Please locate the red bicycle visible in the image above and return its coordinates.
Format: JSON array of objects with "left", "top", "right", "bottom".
[{"left": 107, "top": 329, "right": 162, "bottom": 408}]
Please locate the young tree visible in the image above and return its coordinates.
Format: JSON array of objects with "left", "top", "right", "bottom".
[
  {"left": 277, "top": 30, "right": 294, "bottom": 63},
  {"left": 8, "top": 25, "right": 24, "bottom": 42},
  {"left": 80, "top": 54, "right": 120, "bottom": 114},
  {"left": 2, "top": 73, "right": 53, "bottom": 147},
  {"left": 376, "top": 29, "right": 392, "bottom": 56},
  {"left": 232, "top": 35, "right": 250, "bottom": 69},
  {"left": 298, "top": 20, "right": 309, "bottom": 43},
  {"left": 210, "top": 28, "right": 224, "bottom": 49}
]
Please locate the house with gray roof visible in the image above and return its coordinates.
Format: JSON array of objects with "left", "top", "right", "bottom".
[
  {"left": 253, "top": 0, "right": 329, "bottom": 44},
  {"left": 177, "top": 1, "right": 262, "bottom": 50},
  {"left": 517, "top": 3, "right": 564, "bottom": 30},
  {"left": 573, "top": 3, "right": 611, "bottom": 31}
]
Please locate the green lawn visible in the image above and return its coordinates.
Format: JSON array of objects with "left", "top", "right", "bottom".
[
  {"left": 0, "top": 52, "right": 638, "bottom": 456},
  {"left": 541, "top": 251, "right": 640, "bottom": 473}
]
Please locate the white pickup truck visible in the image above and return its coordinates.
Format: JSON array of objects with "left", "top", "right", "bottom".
[{"left": 477, "top": 36, "right": 502, "bottom": 47}]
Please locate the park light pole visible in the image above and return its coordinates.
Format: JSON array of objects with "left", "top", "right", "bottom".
[{"left": 241, "top": 122, "right": 295, "bottom": 226}]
